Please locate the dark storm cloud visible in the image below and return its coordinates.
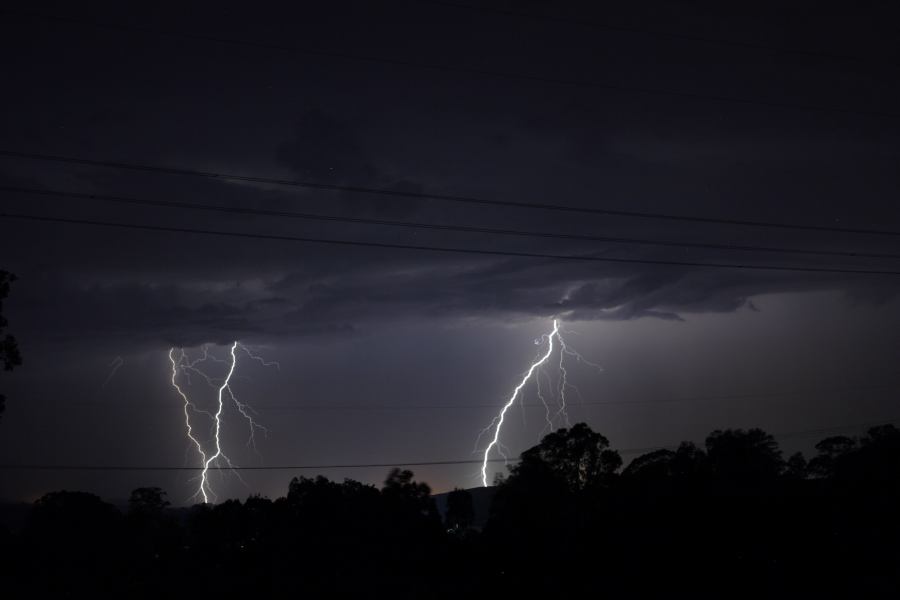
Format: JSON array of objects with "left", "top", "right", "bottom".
[
  {"left": 1, "top": 0, "right": 899, "bottom": 346},
  {"left": 271, "top": 255, "right": 857, "bottom": 327},
  {"left": 10, "top": 277, "right": 259, "bottom": 347},
  {"left": 4, "top": 149, "right": 900, "bottom": 350},
  {"left": 276, "top": 108, "right": 377, "bottom": 182},
  {"left": 276, "top": 108, "right": 424, "bottom": 218},
  {"left": 9, "top": 251, "right": 883, "bottom": 349}
]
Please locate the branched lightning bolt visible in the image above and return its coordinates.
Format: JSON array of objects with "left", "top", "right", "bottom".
[
  {"left": 199, "top": 342, "right": 238, "bottom": 504},
  {"left": 167, "top": 341, "right": 275, "bottom": 503},
  {"left": 226, "top": 386, "right": 269, "bottom": 451},
  {"left": 554, "top": 342, "right": 573, "bottom": 429},
  {"left": 478, "top": 319, "right": 602, "bottom": 487},
  {"left": 535, "top": 367, "right": 554, "bottom": 436},
  {"left": 479, "top": 319, "right": 560, "bottom": 487},
  {"left": 169, "top": 348, "right": 211, "bottom": 503},
  {"left": 558, "top": 333, "right": 603, "bottom": 410},
  {"left": 237, "top": 344, "right": 281, "bottom": 370}
]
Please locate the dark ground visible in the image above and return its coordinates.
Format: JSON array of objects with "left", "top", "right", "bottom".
[{"left": 2, "top": 422, "right": 899, "bottom": 598}]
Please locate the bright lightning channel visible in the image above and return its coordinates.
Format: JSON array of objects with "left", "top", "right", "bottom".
[
  {"left": 200, "top": 342, "right": 238, "bottom": 504},
  {"left": 168, "top": 348, "right": 210, "bottom": 501},
  {"left": 478, "top": 319, "right": 602, "bottom": 487},
  {"left": 168, "top": 341, "right": 273, "bottom": 503},
  {"left": 479, "top": 319, "right": 559, "bottom": 487}
]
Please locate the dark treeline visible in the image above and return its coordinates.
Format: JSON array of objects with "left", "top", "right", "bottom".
[{"left": 2, "top": 422, "right": 900, "bottom": 598}]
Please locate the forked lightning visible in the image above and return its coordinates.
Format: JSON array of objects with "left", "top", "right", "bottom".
[
  {"left": 168, "top": 342, "right": 274, "bottom": 503},
  {"left": 478, "top": 319, "right": 602, "bottom": 486}
]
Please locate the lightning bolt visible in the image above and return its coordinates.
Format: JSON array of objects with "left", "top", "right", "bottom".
[
  {"left": 535, "top": 366, "right": 553, "bottom": 435},
  {"left": 558, "top": 345, "right": 572, "bottom": 426},
  {"left": 237, "top": 344, "right": 281, "bottom": 371},
  {"left": 167, "top": 341, "right": 274, "bottom": 503},
  {"left": 199, "top": 342, "right": 238, "bottom": 504},
  {"left": 101, "top": 356, "right": 124, "bottom": 389},
  {"left": 168, "top": 348, "right": 211, "bottom": 503},
  {"left": 478, "top": 319, "right": 602, "bottom": 487},
  {"left": 479, "top": 319, "right": 560, "bottom": 487}
]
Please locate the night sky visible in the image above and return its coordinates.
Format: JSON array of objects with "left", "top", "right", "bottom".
[{"left": 2, "top": 0, "right": 900, "bottom": 504}]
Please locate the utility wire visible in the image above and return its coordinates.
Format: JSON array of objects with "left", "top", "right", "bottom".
[
  {"left": 419, "top": 1, "right": 898, "bottom": 69},
  {"left": 0, "top": 458, "right": 512, "bottom": 472},
  {"left": 1, "top": 418, "right": 896, "bottom": 471},
  {"left": 3, "top": 8, "right": 899, "bottom": 120},
  {"left": 4, "top": 149, "right": 900, "bottom": 237},
  {"left": 48, "top": 385, "right": 900, "bottom": 411},
  {"left": 11, "top": 185, "right": 900, "bottom": 261},
  {"left": 4, "top": 211, "right": 900, "bottom": 276}
]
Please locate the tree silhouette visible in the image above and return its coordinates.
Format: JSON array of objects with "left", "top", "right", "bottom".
[
  {"left": 0, "top": 270, "right": 22, "bottom": 420},
  {"left": 705, "top": 427, "right": 783, "bottom": 485},
  {"left": 4, "top": 425, "right": 900, "bottom": 597},
  {"left": 382, "top": 468, "right": 433, "bottom": 511},
  {"left": 381, "top": 468, "right": 442, "bottom": 534},
  {"left": 484, "top": 422, "right": 624, "bottom": 596},
  {"left": 811, "top": 425, "right": 900, "bottom": 488},
  {"left": 512, "top": 422, "right": 622, "bottom": 492},
  {"left": 783, "top": 451, "right": 808, "bottom": 480},
  {"left": 125, "top": 487, "right": 179, "bottom": 579},
  {"left": 622, "top": 447, "right": 675, "bottom": 482},
  {"left": 29, "top": 490, "right": 120, "bottom": 535},
  {"left": 808, "top": 435, "right": 857, "bottom": 478},
  {"left": 128, "top": 487, "right": 170, "bottom": 517},
  {"left": 25, "top": 490, "right": 123, "bottom": 592}
]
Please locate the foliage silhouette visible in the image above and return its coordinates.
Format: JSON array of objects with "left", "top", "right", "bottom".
[
  {"left": 0, "top": 270, "right": 22, "bottom": 420},
  {"left": 128, "top": 487, "right": 170, "bottom": 517},
  {"left": 705, "top": 427, "right": 783, "bottom": 485},
  {"left": 2, "top": 423, "right": 900, "bottom": 598}
]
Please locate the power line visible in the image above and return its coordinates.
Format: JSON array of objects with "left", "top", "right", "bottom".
[
  {"left": 0, "top": 458, "right": 510, "bottom": 472},
  {"left": 4, "top": 149, "right": 900, "bottom": 238},
  {"left": 11, "top": 185, "right": 900, "bottom": 261},
  {"left": 5, "top": 211, "right": 900, "bottom": 276},
  {"left": 47, "top": 399, "right": 676, "bottom": 411},
  {"left": 48, "top": 385, "right": 900, "bottom": 411},
  {"left": 419, "top": 1, "right": 898, "bottom": 69},
  {"left": 1, "top": 418, "right": 896, "bottom": 471},
  {"left": 3, "top": 8, "right": 899, "bottom": 120}
]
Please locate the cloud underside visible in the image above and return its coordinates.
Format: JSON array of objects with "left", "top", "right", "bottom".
[
  {"left": 4, "top": 104, "right": 898, "bottom": 347},
  {"left": 14, "top": 250, "right": 892, "bottom": 347}
]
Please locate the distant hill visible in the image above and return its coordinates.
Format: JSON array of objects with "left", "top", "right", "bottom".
[{"left": 432, "top": 486, "right": 496, "bottom": 529}]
